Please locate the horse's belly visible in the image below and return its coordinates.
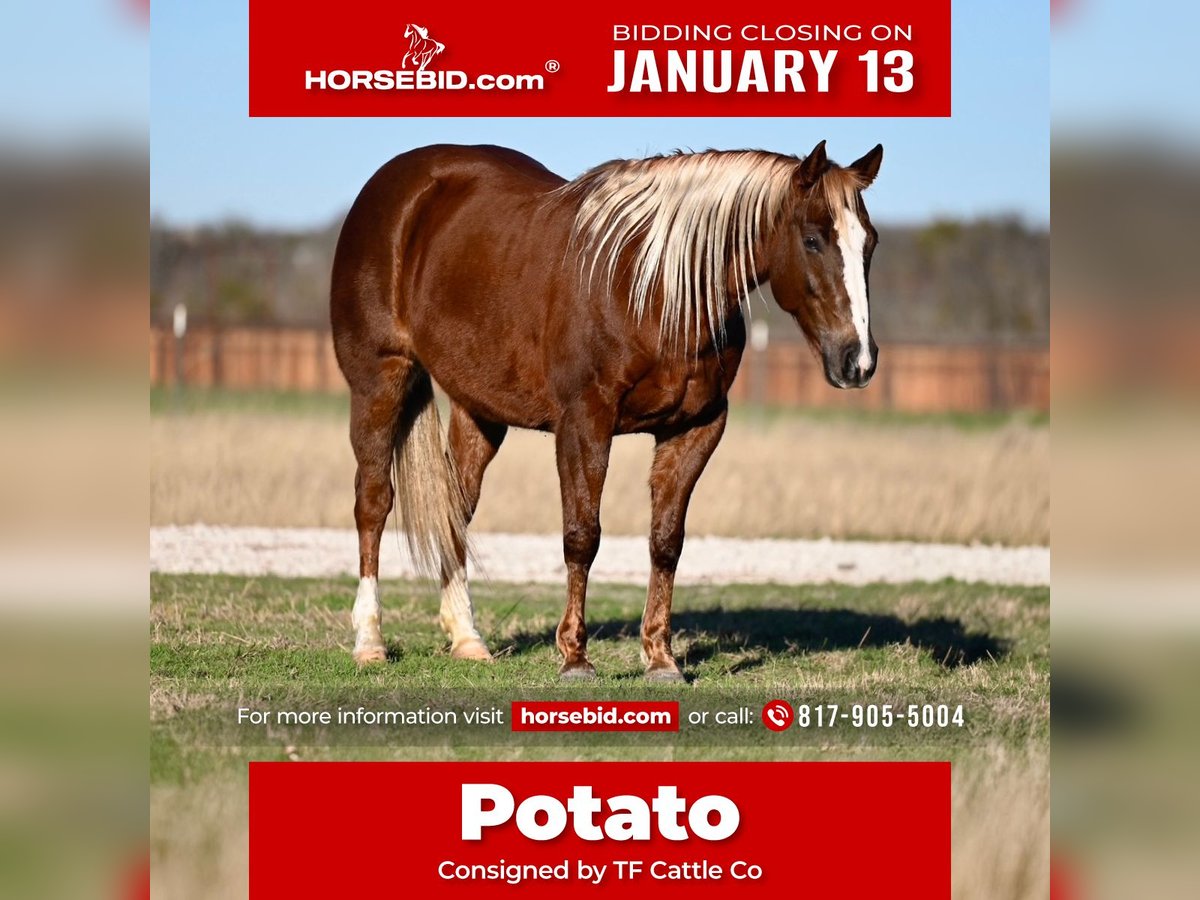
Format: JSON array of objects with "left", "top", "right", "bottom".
[
  {"left": 617, "top": 367, "right": 728, "bottom": 433},
  {"left": 422, "top": 338, "right": 555, "bottom": 430}
]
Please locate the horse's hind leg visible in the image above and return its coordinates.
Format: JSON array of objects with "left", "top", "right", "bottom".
[
  {"left": 441, "top": 405, "right": 507, "bottom": 660},
  {"left": 347, "top": 356, "right": 413, "bottom": 665}
]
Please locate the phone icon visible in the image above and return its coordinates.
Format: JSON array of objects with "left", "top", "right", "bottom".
[{"left": 761, "top": 699, "right": 794, "bottom": 732}]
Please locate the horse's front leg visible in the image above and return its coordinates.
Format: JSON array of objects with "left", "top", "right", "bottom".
[
  {"left": 554, "top": 409, "right": 614, "bottom": 679},
  {"left": 643, "top": 404, "right": 729, "bottom": 681}
]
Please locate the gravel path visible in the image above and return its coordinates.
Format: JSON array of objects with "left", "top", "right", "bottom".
[{"left": 151, "top": 525, "right": 1049, "bottom": 586}]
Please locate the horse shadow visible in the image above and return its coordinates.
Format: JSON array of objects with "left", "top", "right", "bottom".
[{"left": 502, "top": 606, "right": 1008, "bottom": 673}]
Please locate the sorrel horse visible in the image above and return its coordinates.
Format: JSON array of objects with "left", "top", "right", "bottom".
[{"left": 331, "top": 141, "right": 883, "bottom": 680}]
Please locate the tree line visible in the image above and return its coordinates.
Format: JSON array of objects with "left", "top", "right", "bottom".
[{"left": 150, "top": 215, "right": 1048, "bottom": 344}]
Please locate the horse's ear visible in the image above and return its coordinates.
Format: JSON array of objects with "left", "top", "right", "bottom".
[
  {"left": 849, "top": 144, "right": 884, "bottom": 187},
  {"left": 796, "top": 140, "right": 828, "bottom": 188}
]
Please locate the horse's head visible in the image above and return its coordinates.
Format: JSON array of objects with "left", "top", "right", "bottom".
[
  {"left": 404, "top": 24, "right": 423, "bottom": 39},
  {"left": 766, "top": 141, "right": 884, "bottom": 389}
]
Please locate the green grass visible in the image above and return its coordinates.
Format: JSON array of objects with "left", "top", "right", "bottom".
[
  {"left": 150, "top": 573, "right": 1050, "bottom": 897},
  {"left": 728, "top": 402, "right": 1048, "bottom": 431},
  {"left": 151, "top": 573, "right": 1048, "bottom": 784},
  {"left": 150, "top": 385, "right": 351, "bottom": 417},
  {"left": 150, "top": 385, "right": 1047, "bottom": 430}
]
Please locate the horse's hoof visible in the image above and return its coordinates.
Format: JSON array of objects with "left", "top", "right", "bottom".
[
  {"left": 451, "top": 638, "right": 493, "bottom": 662},
  {"left": 353, "top": 644, "right": 387, "bottom": 666},
  {"left": 644, "top": 664, "right": 685, "bottom": 683},
  {"left": 559, "top": 662, "right": 597, "bottom": 680}
]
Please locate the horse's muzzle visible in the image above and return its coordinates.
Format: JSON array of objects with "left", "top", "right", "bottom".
[{"left": 823, "top": 339, "right": 877, "bottom": 389}]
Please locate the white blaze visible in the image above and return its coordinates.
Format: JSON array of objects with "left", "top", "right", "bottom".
[{"left": 835, "top": 205, "right": 873, "bottom": 372}]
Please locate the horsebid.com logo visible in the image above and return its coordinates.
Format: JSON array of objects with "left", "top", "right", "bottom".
[
  {"left": 304, "top": 21, "right": 546, "bottom": 92},
  {"left": 401, "top": 23, "right": 444, "bottom": 71}
]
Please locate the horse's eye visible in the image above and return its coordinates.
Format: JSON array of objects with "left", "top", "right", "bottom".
[{"left": 803, "top": 236, "right": 820, "bottom": 252}]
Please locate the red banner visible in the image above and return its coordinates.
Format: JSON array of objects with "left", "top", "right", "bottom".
[
  {"left": 250, "top": 761, "right": 950, "bottom": 898},
  {"left": 249, "top": 0, "right": 951, "bottom": 117}
]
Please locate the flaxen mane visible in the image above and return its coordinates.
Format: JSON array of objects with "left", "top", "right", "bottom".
[{"left": 560, "top": 149, "right": 865, "bottom": 350}]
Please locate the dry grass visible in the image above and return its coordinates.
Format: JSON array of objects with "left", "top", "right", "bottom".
[
  {"left": 151, "top": 407, "right": 1047, "bottom": 545},
  {"left": 953, "top": 745, "right": 1050, "bottom": 900},
  {"left": 151, "top": 782, "right": 247, "bottom": 900}
]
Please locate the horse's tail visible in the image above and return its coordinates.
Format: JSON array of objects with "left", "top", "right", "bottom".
[{"left": 393, "top": 367, "right": 469, "bottom": 581}]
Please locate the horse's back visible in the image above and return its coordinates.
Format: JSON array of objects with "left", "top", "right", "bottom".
[{"left": 357, "top": 144, "right": 564, "bottom": 205}]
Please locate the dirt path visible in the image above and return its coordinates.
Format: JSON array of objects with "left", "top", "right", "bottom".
[{"left": 151, "top": 525, "right": 1049, "bottom": 586}]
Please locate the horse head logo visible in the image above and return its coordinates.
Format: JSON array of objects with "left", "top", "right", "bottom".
[{"left": 403, "top": 23, "right": 446, "bottom": 72}]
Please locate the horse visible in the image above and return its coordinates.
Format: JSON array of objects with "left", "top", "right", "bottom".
[
  {"left": 402, "top": 24, "right": 445, "bottom": 72},
  {"left": 330, "top": 141, "right": 883, "bottom": 680}
]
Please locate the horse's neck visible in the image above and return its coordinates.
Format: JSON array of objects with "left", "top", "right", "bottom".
[
  {"left": 639, "top": 259, "right": 766, "bottom": 357},
  {"left": 657, "top": 295, "right": 749, "bottom": 361}
]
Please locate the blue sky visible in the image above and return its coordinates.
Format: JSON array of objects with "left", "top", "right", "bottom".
[
  {"left": 1052, "top": 0, "right": 1200, "bottom": 144},
  {"left": 150, "top": 1, "right": 1050, "bottom": 228},
  {"left": 1, "top": 0, "right": 147, "bottom": 143}
]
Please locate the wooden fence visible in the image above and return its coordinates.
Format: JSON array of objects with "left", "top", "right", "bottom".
[{"left": 149, "top": 325, "right": 1049, "bottom": 412}]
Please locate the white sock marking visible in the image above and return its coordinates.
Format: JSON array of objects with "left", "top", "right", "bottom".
[
  {"left": 352, "top": 576, "right": 383, "bottom": 652},
  {"left": 440, "top": 567, "right": 484, "bottom": 648}
]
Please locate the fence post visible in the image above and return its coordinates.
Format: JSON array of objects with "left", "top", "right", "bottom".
[
  {"left": 987, "top": 344, "right": 1003, "bottom": 410},
  {"left": 749, "top": 320, "right": 769, "bottom": 411},
  {"left": 172, "top": 303, "right": 188, "bottom": 399},
  {"left": 316, "top": 329, "right": 330, "bottom": 392},
  {"left": 212, "top": 326, "right": 225, "bottom": 390}
]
